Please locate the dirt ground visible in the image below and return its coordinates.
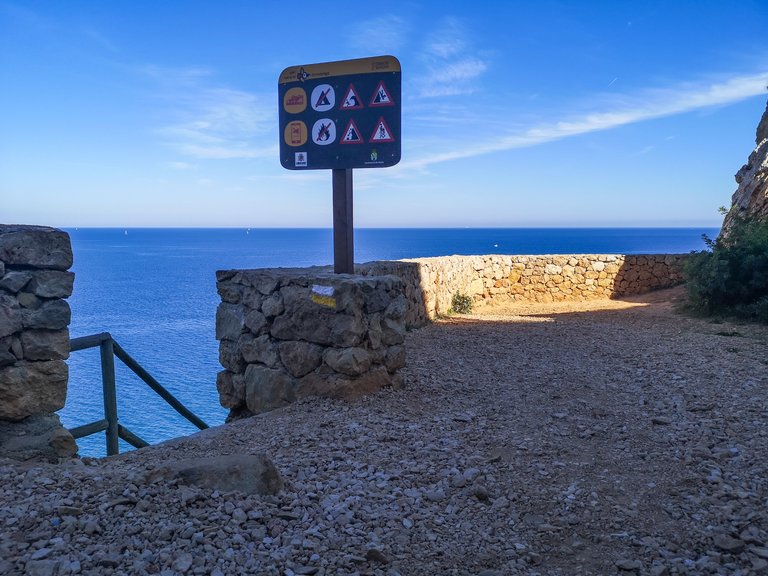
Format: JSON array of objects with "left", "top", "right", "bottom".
[{"left": 2, "top": 287, "right": 767, "bottom": 575}]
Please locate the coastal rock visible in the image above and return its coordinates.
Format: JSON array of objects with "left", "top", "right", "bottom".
[
  {"left": 261, "top": 292, "right": 284, "bottom": 318},
  {"left": 722, "top": 100, "right": 768, "bottom": 232},
  {"left": 323, "top": 347, "right": 371, "bottom": 376},
  {"left": 0, "top": 270, "right": 33, "bottom": 293},
  {"left": 27, "top": 270, "right": 75, "bottom": 298},
  {"left": 0, "top": 336, "right": 18, "bottom": 366},
  {"left": 20, "top": 329, "right": 70, "bottom": 361},
  {"left": 239, "top": 333, "right": 280, "bottom": 367},
  {"left": 145, "top": 454, "right": 283, "bottom": 495},
  {"left": 244, "top": 364, "right": 296, "bottom": 413},
  {"left": 0, "top": 225, "right": 73, "bottom": 270},
  {"left": 0, "top": 413, "right": 77, "bottom": 462},
  {"left": 0, "top": 294, "right": 22, "bottom": 338},
  {"left": 278, "top": 340, "right": 323, "bottom": 377},
  {"left": 215, "top": 303, "right": 246, "bottom": 341},
  {"left": 385, "top": 345, "right": 407, "bottom": 372},
  {"left": 0, "top": 360, "right": 68, "bottom": 420},
  {"left": 21, "top": 299, "right": 71, "bottom": 330}
]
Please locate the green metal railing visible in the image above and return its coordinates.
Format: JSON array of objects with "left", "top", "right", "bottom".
[{"left": 68, "top": 332, "right": 208, "bottom": 456}]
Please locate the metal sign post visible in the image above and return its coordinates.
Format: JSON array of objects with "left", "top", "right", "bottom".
[
  {"left": 332, "top": 168, "right": 354, "bottom": 273},
  {"left": 278, "top": 56, "right": 401, "bottom": 274}
]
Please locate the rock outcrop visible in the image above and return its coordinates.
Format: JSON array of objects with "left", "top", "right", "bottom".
[
  {"left": 722, "top": 100, "right": 768, "bottom": 232},
  {"left": 0, "top": 225, "right": 77, "bottom": 462}
]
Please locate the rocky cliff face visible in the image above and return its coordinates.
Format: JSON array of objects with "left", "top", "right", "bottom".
[{"left": 722, "top": 100, "right": 768, "bottom": 232}]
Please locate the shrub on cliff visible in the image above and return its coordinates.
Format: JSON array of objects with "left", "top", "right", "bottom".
[
  {"left": 684, "top": 216, "right": 768, "bottom": 323},
  {"left": 450, "top": 292, "right": 473, "bottom": 315}
]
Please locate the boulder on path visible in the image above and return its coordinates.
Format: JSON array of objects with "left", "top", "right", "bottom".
[{"left": 145, "top": 453, "right": 283, "bottom": 495}]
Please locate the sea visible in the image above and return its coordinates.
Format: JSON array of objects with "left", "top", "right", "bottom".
[{"left": 59, "top": 227, "right": 719, "bottom": 456}]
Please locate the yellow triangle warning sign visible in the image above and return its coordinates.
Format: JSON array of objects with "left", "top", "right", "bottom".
[
  {"left": 369, "top": 117, "right": 394, "bottom": 143},
  {"left": 370, "top": 81, "right": 394, "bottom": 107},
  {"left": 340, "top": 119, "right": 363, "bottom": 144},
  {"left": 339, "top": 84, "right": 364, "bottom": 110}
]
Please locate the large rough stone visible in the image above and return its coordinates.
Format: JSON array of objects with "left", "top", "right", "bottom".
[
  {"left": 145, "top": 454, "right": 283, "bottom": 495},
  {"left": 0, "top": 336, "right": 17, "bottom": 367},
  {"left": 261, "top": 293, "right": 284, "bottom": 318},
  {"left": 20, "top": 329, "right": 69, "bottom": 361},
  {"left": 0, "top": 271, "right": 33, "bottom": 293},
  {"left": 21, "top": 299, "right": 70, "bottom": 330},
  {"left": 239, "top": 333, "right": 280, "bottom": 368},
  {"left": 278, "top": 340, "right": 323, "bottom": 378},
  {"left": 216, "top": 370, "right": 244, "bottom": 409},
  {"left": 17, "top": 292, "right": 41, "bottom": 309},
  {"left": 323, "top": 347, "right": 372, "bottom": 376},
  {"left": 385, "top": 345, "right": 407, "bottom": 373},
  {"left": 244, "top": 364, "right": 296, "bottom": 413},
  {"left": 245, "top": 310, "right": 267, "bottom": 334},
  {"left": 0, "top": 360, "right": 68, "bottom": 420},
  {"left": 27, "top": 270, "right": 75, "bottom": 298},
  {"left": 381, "top": 298, "right": 406, "bottom": 345},
  {"left": 0, "top": 413, "right": 78, "bottom": 462},
  {"left": 217, "top": 281, "right": 242, "bottom": 304},
  {"left": 218, "top": 338, "right": 245, "bottom": 372},
  {"left": 0, "top": 294, "right": 22, "bottom": 338},
  {"left": 215, "top": 302, "right": 245, "bottom": 341},
  {"left": 0, "top": 225, "right": 73, "bottom": 270}
]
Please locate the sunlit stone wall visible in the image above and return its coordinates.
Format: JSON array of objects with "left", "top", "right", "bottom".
[{"left": 359, "top": 254, "right": 687, "bottom": 328}]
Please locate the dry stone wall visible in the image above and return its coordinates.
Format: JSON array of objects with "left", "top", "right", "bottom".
[
  {"left": 215, "top": 268, "right": 406, "bottom": 420},
  {"left": 359, "top": 254, "right": 686, "bottom": 328},
  {"left": 0, "top": 225, "right": 77, "bottom": 462}
]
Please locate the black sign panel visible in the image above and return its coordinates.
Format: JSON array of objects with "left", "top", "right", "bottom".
[{"left": 278, "top": 56, "right": 401, "bottom": 170}]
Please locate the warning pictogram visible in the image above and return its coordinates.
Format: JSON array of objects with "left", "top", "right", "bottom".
[
  {"left": 339, "top": 84, "right": 364, "bottom": 110},
  {"left": 312, "top": 118, "right": 336, "bottom": 146},
  {"left": 369, "top": 117, "right": 394, "bottom": 142},
  {"left": 340, "top": 119, "right": 364, "bottom": 144},
  {"left": 311, "top": 84, "right": 335, "bottom": 112},
  {"left": 370, "top": 81, "right": 394, "bottom": 107}
]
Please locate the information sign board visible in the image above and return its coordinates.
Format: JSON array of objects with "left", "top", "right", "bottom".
[{"left": 278, "top": 56, "right": 401, "bottom": 170}]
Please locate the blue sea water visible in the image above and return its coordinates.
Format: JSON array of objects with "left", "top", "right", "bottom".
[{"left": 60, "top": 227, "right": 719, "bottom": 456}]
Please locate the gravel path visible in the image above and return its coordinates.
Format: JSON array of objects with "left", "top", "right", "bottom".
[{"left": 2, "top": 288, "right": 767, "bottom": 575}]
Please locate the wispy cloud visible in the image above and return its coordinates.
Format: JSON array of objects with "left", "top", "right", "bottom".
[
  {"left": 146, "top": 67, "right": 276, "bottom": 160},
  {"left": 349, "top": 15, "right": 409, "bottom": 55},
  {"left": 399, "top": 71, "right": 768, "bottom": 171},
  {"left": 415, "top": 17, "right": 489, "bottom": 98},
  {"left": 166, "top": 161, "right": 196, "bottom": 170}
]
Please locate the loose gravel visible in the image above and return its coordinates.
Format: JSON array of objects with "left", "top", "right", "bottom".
[{"left": 2, "top": 288, "right": 767, "bottom": 575}]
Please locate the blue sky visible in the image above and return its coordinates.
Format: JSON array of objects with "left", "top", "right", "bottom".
[{"left": 1, "top": 1, "right": 767, "bottom": 228}]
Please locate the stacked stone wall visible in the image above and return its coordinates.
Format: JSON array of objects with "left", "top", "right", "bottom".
[
  {"left": 359, "top": 254, "right": 687, "bottom": 328},
  {"left": 0, "top": 225, "right": 77, "bottom": 461},
  {"left": 215, "top": 268, "right": 406, "bottom": 420}
]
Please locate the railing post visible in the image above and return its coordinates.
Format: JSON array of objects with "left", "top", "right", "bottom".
[{"left": 99, "top": 338, "right": 119, "bottom": 456}]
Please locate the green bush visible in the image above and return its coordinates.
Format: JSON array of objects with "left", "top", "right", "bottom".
[
  {"left": 450, "top": 292, "right": 473, "bottom": 314},
  {"left": 683, "top": 216, "right": 768, "bottom": 323}
]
